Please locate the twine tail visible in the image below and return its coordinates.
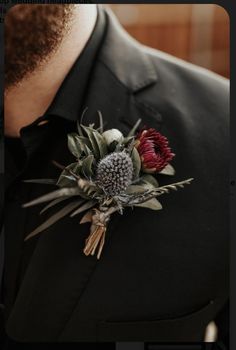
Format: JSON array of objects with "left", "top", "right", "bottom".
[{"left": 83, "top": 224, "right": 107, "bottom": 259}]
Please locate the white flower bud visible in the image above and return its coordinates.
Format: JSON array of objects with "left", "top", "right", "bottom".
[{"left": 102, "top": 129, "right": 124, "bottom": 145}]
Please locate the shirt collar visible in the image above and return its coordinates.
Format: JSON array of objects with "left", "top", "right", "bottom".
[{"left": 45, "top": 5, "right": 107, "bottom": 122}]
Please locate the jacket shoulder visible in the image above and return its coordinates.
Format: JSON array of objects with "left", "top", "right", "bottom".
[
  {"left": 140, "top": 44, "right": 229, "bottom": 112},
  {"left": 134, "top": 44, "right": 229, "bottom": 149}
]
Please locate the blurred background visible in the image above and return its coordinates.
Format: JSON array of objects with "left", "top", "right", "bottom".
[{"left": 109, "top": 4, "right": 229, "bottom": 78}]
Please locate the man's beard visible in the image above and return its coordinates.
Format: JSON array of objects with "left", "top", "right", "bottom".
[{"left": 5, "top": 4, "right": 75, "bottom": 90}]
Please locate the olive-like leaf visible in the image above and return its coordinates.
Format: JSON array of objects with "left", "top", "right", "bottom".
[
  {"left": 134, "top": 198, "right": 162, "bottom": 210},
  {"left": 56, "top": 162, "right": 81, "bottom": 187},
  {"left": 81, "top": 125, "right": 108, "bottom": 159},
  {"left": 56, "top": 175, "right": 76, "bottom": 188},
  {"left": 67, "top": 133, "right": 82, "bottom": 158},
  {"left": 73, "top": 135, "right": 92, "bottom": 157},
  {"left": 82, "top": 155, "right": 95, "bottom": 178},
  {"left": 159, "top": 164, "right": 175, "bottom": 176},
  {"left": 127, "top": 118, "right": 142, "bottom": 137},
  {"left": 77, "top": 107, "right": 88, "bottom": 136},
  {"left": 81, "top": 125, "right": 100, "bottom": 159},
  {"left": 131, "top": 147, "right": 141, "bottom": 179},
  {"left": 24, "top": 200, "right": 82, "bottom": 241},
  {"left": 124, "top": 137, "right": 136, "bottom": 155},
  {"left": 92, "top": 131, "right": 108, "bottom": 158},
  {"left": 97, "top": 110, "right": 104, "bottom": 133},
  {"left": 123, "top": 136, "right": 135, "bottom": 145},
  {"left": 141, "top": 174, "right": 159, "bottom": 188}
]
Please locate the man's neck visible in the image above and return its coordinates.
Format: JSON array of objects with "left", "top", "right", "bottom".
[{"left": 4, "top": 5, "right": 97, "bottom": 137}]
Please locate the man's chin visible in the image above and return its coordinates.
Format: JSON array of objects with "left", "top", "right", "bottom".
[{"left": 4, "top": 4, "right": 75, "bottom": 91}]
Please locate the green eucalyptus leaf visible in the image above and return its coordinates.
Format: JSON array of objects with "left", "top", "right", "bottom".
[
  {"left": 67, "top": 133, "right": 82, "bottom": 158},
  {"left": 81, "top": 125, "right": 100, "bottom": 159},
  {"left": 97, "top": 110, "right": 104, "bottom": 133},
  {"left": 56, "top": 162, "right": 81, "bottom": 187},
  {"left": 134, "top": 198, "right": 162, "bottom": 210},
  {"left": 83, "top": 144, "right": 93, "bottom": 157},
  {"left": 77, "top": 121, "right": 83, "bottom": 137},
  {"left": 82, "top": 155, "right": 95, "bottom": 178},
  {"left": 68, "top": 134, "right": 92, "bottom": 157},
  {"left": 56, "top": 176, "right": 75, "bottom": 188},
  {"left": 24, "top": 200, "right": 82, "bottom": 241},
  {"left": 92, "top": 131, "right": 108, "bottom": 158},
  {"left": 74, "top": 135, "right": 92, "bottom": 156},
  {"left": 81, "top": 126, "right": 108, "bottom": 159},
  {"left": 124, "top": 137, "right": 136, "bottom": 155},
  {"left": 159, "top": 164, "right": 175, "bottom": 176},
  {"left": 141, "top": 174, "right": 159, "bottom": 188},
  {"left": 131, "top": 147, "right": 141, "bottom": 179},
  {"left": 127, "top": 118, "right": 142, "bottom": 137},
  {"left": 123, "top": 136, "right": 135, "bottom": 145},
  {"left": 77, "top": 107, "right": 88, "bottom": 136}
]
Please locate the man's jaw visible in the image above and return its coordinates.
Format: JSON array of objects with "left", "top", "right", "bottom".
[{"left": 4, "top": 4, "right": 76, "bottom": 90}]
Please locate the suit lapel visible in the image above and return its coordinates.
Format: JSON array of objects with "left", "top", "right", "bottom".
[{"left": 5, "top": 7, "right": 160, "bottom": 341}]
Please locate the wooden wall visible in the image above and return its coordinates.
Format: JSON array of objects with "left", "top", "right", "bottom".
[{"left": 109, "top": 4, "right": 229, "bottom": 78}]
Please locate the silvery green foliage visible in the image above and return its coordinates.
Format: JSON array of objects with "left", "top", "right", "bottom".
[{"left": 96, "top": 151, "right": 134, "bottom": 196}]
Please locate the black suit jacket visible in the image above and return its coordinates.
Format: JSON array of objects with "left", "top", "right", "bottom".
[{"left": 3, "top": 7, "right": 229, "bottom": 343}]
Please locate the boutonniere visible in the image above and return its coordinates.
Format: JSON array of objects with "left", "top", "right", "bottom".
[{"left": 23, "top": 109, "right": 193, "bottom": 259}]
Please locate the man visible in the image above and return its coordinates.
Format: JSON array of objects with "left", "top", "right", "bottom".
[{"left": 1, "top": 3, "right": 229, "bottom": 345}]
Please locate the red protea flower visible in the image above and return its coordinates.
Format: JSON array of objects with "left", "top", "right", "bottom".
[{"left": 135, "top": 128, "right": 175, "bottom": 173}]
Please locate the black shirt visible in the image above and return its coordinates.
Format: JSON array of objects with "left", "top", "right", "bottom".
[{"left": 2, "top": 4, "right": 107, "bottom": 312}]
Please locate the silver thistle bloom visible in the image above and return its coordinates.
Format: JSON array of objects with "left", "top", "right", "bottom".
[{"left": 96, "top": 151, "right": 133, "bottom": 196}]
